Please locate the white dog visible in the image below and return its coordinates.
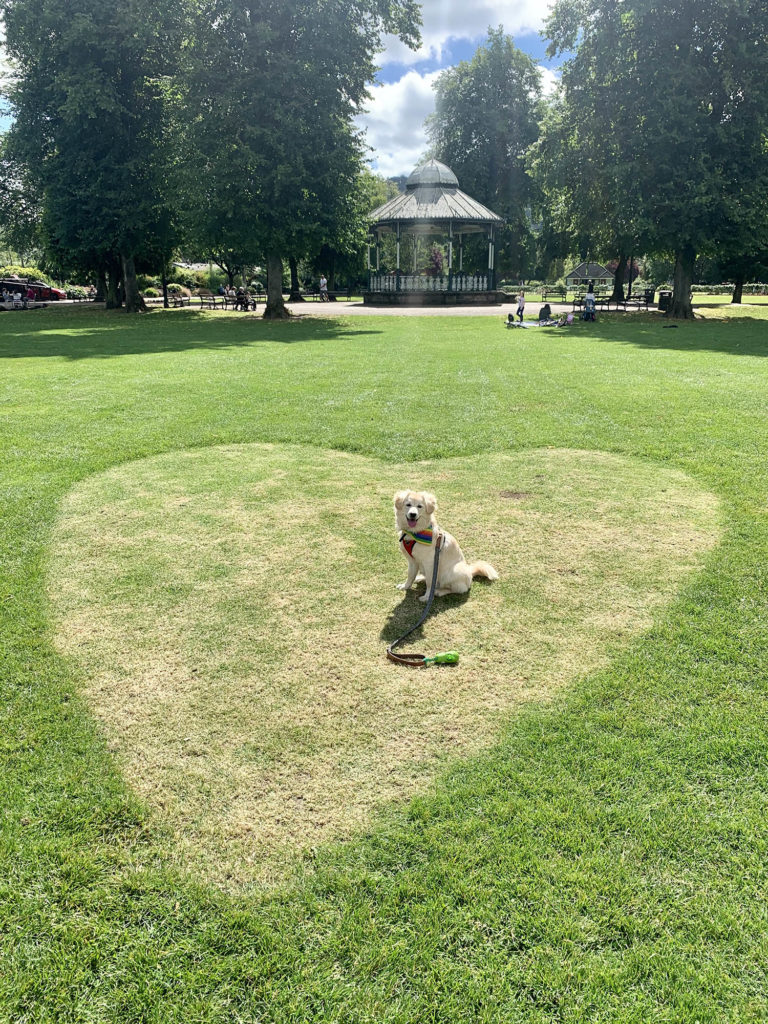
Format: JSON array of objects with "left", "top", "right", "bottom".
[{"left": 394, "top": 490, "right": 498, "bottom": 601}]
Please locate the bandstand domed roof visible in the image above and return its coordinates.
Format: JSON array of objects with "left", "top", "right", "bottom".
[
  {"left": 369, "top": 159, "right": 503, "bottom": 235},
  {"left": 406, "top": 160, "right": 459, "bottom": 189}
]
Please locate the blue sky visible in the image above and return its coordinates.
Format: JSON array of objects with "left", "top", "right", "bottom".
[
  {"left": 1, "top": 4, "right": 559, "bottom": 173},
  {"left": 356, "top": 0, "right": 560, "bottom": 177}
]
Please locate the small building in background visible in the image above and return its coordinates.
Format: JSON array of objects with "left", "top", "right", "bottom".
[{"left": 566, "top": 262, "right": 614, "bottom": 290}]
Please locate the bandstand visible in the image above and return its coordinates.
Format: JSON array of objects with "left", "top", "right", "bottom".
[{"left": 365, "top": 160, "right": 505, "bottom": 306}]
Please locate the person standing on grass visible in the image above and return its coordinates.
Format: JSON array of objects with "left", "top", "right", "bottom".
[
  {"left": 319, "top": 274, "right": 328, "bottom": 301},
  {"left": 585, "top": 281, "right": 596, "bottom": 321},
  {"left": 516, "top": 289, "right": 525, "bottom": 322}
]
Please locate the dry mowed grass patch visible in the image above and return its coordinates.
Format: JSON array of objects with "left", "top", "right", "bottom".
[{"left": 49, "top": 445, "right": 719, "bottom": 885}]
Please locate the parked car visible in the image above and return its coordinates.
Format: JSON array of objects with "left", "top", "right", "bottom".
[
  {"left": 29, "top": 280, "right": 67, "bottom": 300},
  {"left": 0, "top": 278, "right": 67, "bottom": 301}
]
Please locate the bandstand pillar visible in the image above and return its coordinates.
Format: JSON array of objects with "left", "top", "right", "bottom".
[
  {"left": 396, "top": 223, "right": 401, "bottom": 291},
  {"left": 448, "top": 221, "right": 453, "bottom": 292}
]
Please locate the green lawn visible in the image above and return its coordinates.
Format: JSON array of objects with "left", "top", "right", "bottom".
[{"left": 3, "top": 304, "right": 768, "bottom": 1022}]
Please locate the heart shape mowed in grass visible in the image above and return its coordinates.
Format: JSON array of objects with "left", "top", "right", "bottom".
[{"left": 49, "top": 445, "right": 719, "bottom": 885}]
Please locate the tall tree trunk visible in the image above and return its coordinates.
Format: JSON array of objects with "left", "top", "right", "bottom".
[
  {"left": 161, "top": 264, "right": 169, "bottom": 309},
  {"left": 288, "top": 256, "right": 304, "bottom": 302},
  {"left": 95, "top": 267, "right": 107, "bottom": 303},
  {"left": 626, "top": 253, "right": 634, "bottom": 298},
  {"left": 264, "top": 252, "right": 289, "bottom": 319},
  {"left": 320, "top": 244, "right": 337, "bottom": 299},
  {"left": 668, "top": 246, "right": 695, "bottom": 318},
  {"left": 122, "top": 254, "right": 147, "bottom": 313},
  {"left": 105, "top": 260, "right": 122, "bottom": 309},
  {"left": 610, "top": 250, "right": 627, "bottom": 302},
  {"left": 731, "top": 271, "right": 744, "bottom": 305}
]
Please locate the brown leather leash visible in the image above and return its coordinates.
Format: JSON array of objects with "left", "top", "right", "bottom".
[{"left": 386, "top": 532, "right": 459, "bottom": 667}]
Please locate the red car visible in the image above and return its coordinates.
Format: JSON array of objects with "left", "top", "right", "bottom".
[{"left": 28, "top": 280, "right": 67, "bottom": 301}]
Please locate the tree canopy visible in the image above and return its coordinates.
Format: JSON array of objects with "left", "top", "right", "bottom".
[
  {"left": 1, "top": 0, "right": 420, "bottom": 314},
  {"left": 1, "top": 0, "right": 187, "bottom": 310},
  {"left": 427, "top": 28, "right": 543, "bottom": 281},
  {"left": 545, "top": 0, "right": 768, "bottom": 316},
  {"left": 185, "top": 0, "right": 420, "bottom": 317}
]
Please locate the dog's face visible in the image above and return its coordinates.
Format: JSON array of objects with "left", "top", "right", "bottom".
[{"left": 394, "top": 490, "right": 437, "bottom": 531}]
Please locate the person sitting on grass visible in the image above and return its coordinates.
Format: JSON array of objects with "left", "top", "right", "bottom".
[{"left": 538, "top": 303, "right": 552, "bottom": 322}]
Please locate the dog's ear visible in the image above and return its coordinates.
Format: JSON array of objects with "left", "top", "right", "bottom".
[
  {"left": 423, "top": 492, "right": 437, "bottom": 515},
  {"left": 393, "top": 490, "right": 409, "bottom": 510}
]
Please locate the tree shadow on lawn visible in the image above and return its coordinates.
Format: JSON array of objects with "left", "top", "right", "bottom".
[
  {"left": 584, "top": 309, "right": 768, "bottom": 358},
  {"left": 0, "top": 307, "right": 383, "bottom": 360}
]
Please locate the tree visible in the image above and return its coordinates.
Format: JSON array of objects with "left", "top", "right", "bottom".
[
  {"left": 1, "top": 0, "right": 186, "bottom": 311},
  {"left": 427, "top": 28, "right": 543, "bottom": 282},
  {"left": 546, "top": 0, "right": 768, "bottom": 318},
  {"left": 308, "top": 170, "right": 400, "bottom": 293},
  {"left": 185, "top": 0, "right": 420, "bottom": 319},
  {"left": 530, "top": 87, "right": 649, "bottom": 302}
]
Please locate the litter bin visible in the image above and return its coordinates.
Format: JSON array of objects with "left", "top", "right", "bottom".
[
  {"left": 658, "top": 290, "right": 672, "bottom": 312},
  {"left": 644, "top": 288, "right": 656, "bottom": 305}
]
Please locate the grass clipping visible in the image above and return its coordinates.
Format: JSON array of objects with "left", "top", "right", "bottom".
[{"left": 49, "top": 446, "right": 719, "bottom": 885}]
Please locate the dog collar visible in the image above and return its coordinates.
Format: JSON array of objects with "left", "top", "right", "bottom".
[{"left": 400, "top": 528, "right": 434, "bottom": 558}]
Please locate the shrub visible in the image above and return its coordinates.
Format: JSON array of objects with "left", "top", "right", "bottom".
[
  {"left": 66, "top": 286, "right": 88, "bottom": 300},
  {"left": 0, "top": 264, "right": 50, "bottom": 283},
  {"left": 691, "top": 284, "right": 733, "bottom": 294},
  {"left": 142, "top": 287, "right": 160, "bottom": 298},
  {"left": 167, "top": 282, "right": 183, "bottom": 295},
  {"left": 168, "top": 267, "right": 197, "bottom": 289}
]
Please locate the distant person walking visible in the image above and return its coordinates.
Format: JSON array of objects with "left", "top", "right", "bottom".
[
  {"left": 516, "top": 289, "right": 525, "bottom": 322},
  {"left": 319, "top": 274, "right": 328, "bottom": 301}
]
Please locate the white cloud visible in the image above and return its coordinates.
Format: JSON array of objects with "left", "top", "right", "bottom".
[
  {"left": 356, "top": 69, "right": 442, "bottom": 178},
  {"left": 379, "top": 0, "right": 550, "bottom": 66},
  {"left": 357, "top": 64, "right": 560, "bottom": 179},
  {"left": 539, "top": 64, "right": 560, "bottom": 96}
]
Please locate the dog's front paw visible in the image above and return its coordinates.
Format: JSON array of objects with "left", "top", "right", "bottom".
[
  {"left": 418, "top": 593, "right": 429, "bottom": 602},
  {"left": 396, "top": 582, "right": 411, "bottom": 590}
]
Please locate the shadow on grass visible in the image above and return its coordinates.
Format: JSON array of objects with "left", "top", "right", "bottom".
[
  {"left": 379, "top": 582, "right": 500, "bottom": 647},
  {"left": 0, "top": 307, "right": 383, "bottom": 360},
  {"left": 580, "top": 307, "right": 768, "bottom": 357}
]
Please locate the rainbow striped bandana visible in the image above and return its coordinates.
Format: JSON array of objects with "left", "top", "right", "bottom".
[{"left": 400, "top": 528, "right": 434, "bottom": 558}]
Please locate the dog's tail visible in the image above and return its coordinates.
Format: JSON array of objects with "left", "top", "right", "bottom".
[{"left": 468, "top": 560, "right": 499, "bottom": 581}]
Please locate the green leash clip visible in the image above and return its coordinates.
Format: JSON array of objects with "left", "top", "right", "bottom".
[{"left": 423, "top": 650, "right": 459, "bottom": 666}]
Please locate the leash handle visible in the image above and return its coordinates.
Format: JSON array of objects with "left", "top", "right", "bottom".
[
  {"left": 424, "top": 651, "right": 459, "bottom": 665},
  {"left": 387, "top": 534, "right": 458, "bottom": 667}
]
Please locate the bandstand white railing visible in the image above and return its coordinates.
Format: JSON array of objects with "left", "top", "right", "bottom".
[{"left": 368, "top": 272, "right": 490, "bottom": 293}]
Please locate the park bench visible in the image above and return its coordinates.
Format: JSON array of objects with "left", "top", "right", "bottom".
[
  {"left": 196, "top": 291, "right": 222, "bottom": 309},
  {"left": 541, "top": 286, "right": 567, "bottom": 302}
]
